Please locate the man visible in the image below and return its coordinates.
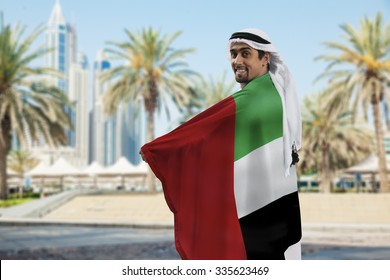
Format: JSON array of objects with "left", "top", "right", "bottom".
[{"left": 140, "top": 28, "right": 302, "bottom": 260}]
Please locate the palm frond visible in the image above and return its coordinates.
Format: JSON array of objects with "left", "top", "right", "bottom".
[
  {"left": 101, "top": 27, "right": 199, "bottom": 140},
  {"left": 0, "top": 22, "right": 72, "bottom": 148}
]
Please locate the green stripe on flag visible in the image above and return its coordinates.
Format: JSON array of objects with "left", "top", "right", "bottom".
[{"left": 233, "top": 73, "right": 283, "bottom": 161}]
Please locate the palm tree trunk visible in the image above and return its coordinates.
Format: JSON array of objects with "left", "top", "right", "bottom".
[
  {"left": 19, "top": 180, "right": 24, "bottom": 199},
  {"left": 145, "top": 109, "right": 155, "bottom": 192},
  {"left": 0, "top": 139, "right": 7, "bottom": 200},
  {"left": 0, "top": 117, "right": 11, "bottom": 200},
  {"left": 144, "top": 81, "right": 159, "bottom": 193},
  {"left": 320, "top": 144, "right": 332, "bottom": 193},
  {"left": 372, "top": 100, "right": 389, "bottom": 192}
]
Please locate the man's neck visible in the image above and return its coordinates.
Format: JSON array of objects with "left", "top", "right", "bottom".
[{"left": 239, "top": 72, "right": 269, "bottom": 89}]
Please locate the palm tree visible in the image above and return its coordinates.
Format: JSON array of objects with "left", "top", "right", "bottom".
[
  {"left": 8, "top": 150, "right": 39, "bottom": 174},
  {"left": 384, "top": 81, "right": 390, "bottom": 131},
  {"left": 7, "top": 150, "right": 39, "bottom": 197},
  {"left": 180, "top": 71, "right": 237, "bottom": 123},
  {"left": 0, "top": 23, "right": 71, "bottom": 200},
  {"left": 316, "top": 12, "right": 390, "bottom": 192},
  {"left": 101, "top": 27, "right": 198, "bottom": 192},
  {"left": 299, "top": 91, "right": 373, "bottom": 193}
]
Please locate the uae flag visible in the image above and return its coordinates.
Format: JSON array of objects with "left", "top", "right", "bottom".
[{"left": 141, "top": 73, "right": 302, "bottom": 260}]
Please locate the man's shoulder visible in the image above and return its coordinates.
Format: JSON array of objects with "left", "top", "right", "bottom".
[
  {"left": 248, "top": 73, "right": 272, "bottom": 87},
  {"left": 233, "top": 73, "right": 273, "bottom": 96}
]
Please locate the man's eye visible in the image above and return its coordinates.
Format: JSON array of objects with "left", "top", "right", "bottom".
[
  {"left": 231, "top": 53, "right": 237, "bottom": 58},
  {"left": 242, "top": 52, "right": 250, "bottom": 57}
]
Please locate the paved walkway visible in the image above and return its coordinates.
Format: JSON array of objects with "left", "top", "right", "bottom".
[
  {"left": 43, "top": 191, "right": 174, "bottom": 227},
  {"left": 0, "top": 224, "right": 389, "bottom": 260},
  {"left": 0, "top": 225, "right": 180, "bottom": 260},
  {"left": 0, "top": 191, "right": 173, "bottom": 227},
  {"left": 0, "top": 189, "right": 85, "bottom": 218},
  {"left": 0, "top": 191, "right": 389, "bottom": 259}
]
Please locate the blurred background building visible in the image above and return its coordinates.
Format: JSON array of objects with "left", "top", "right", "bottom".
[{"left": 16, "top": 1, "right": 145, "bottom": 168}]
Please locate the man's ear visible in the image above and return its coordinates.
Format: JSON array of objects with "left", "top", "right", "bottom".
[{"left": 264, "top": 52, "right": 271, "bottom": 63}]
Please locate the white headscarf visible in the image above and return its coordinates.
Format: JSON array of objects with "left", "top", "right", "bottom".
[{"left": 228, "top": 28, "right": 302, "bottom": 176}]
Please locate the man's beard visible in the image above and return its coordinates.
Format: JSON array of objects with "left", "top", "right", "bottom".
[{"left": 235, "top": 71, "right": 249, "bottom": 83}]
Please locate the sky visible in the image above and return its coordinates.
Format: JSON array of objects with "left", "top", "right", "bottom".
[{"left": 1, "top": 0, "right": 390, "bottom": 135}]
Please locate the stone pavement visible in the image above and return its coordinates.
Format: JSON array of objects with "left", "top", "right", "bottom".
[
  {"left": 0, "top": 191, "right": 389, "bottom": 260},
  {"left": 299, "top": 193, "right": 390, "bottom": 224},
  {"left": 0, "top": 225, "right": 180, "bottom": 260},
  {"left": 43, "top": 191, "right": 174, "bottom": 227},
  {"left": 0, "top": 224, "right": 388, "bottom": 260},
  {"left": 0, "top": 189, "right": 86, "bottom": 218}
]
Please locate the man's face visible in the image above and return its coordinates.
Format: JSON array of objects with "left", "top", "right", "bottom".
[{"left": 229, "top": 42, "right": 269, "bottom": 88}]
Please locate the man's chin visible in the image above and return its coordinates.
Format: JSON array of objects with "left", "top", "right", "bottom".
[
  {"left": 235, "top": 73, "right": 248, "bottom": 83},
  {"left": 235, "top": 77, "right": 248, "bottom": 83}
]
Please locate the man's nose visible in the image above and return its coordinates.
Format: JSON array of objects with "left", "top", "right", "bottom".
[{"left": 233, "top": 54, "right": 243, "bottom": 65}]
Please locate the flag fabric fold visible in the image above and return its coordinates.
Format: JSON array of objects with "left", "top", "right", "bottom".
[{"left": 141, "top": 73, "right": 302, "bottom": 260}]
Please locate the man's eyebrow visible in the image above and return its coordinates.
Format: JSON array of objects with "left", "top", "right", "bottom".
[{"left": 230, "top": 47, "right": 252, "bottom": 52}]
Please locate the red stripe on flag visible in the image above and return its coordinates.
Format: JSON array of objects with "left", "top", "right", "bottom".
[{"left": 141, "top": 96, "right": 246, "bottom": 259}]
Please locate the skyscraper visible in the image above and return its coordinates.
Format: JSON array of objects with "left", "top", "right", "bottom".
[
  {"left": 30, "top": 1, "right": 144, "bottom": 168},
  {"left": 92, "top": 50, "right": 112, "bottom": 165},
  {"left": 27, "top": 1, "right": 90, "bottom": 168},
  {"left": 45, "top": 0, "right": 76, "bottom": 148},
  {"left": 118, "top": 101, "right": 144, "bottom": 165},
  {"left": 45, "top": 0, "right": 76, "bottom": 93},
  {"left": 69, "top": 53, "right": 90, "bottom": 166},
  {"left": 92, "top": 50, "right": 145, "bottom": 166}
]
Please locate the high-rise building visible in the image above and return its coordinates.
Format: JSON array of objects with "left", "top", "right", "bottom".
[
  {"left": 25, "top": 1, "right": 144, "bottom": 168},
  {"left": 91, "top": 50, "right": 145, "bottom": 166},
  {"left": 117, "top": 101, "right": 144, "bottom": 165},
  {"left": 45, "top": 0, "right": 76, "bottom": 147},
  {"left": 45, "top": 0, "right": 76, "bottom": 92},
  {"left": 26, "top": 1, "right": 89, "bottom": 168},
  {"left": 69, "top": 53, "right": 90, "bottom": 166},
  {"left": 91, "top": 50, "right": 112, "bottom": 165}
]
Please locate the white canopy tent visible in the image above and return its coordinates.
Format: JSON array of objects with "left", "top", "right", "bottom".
[
  {"left": 343, "top": 153, "right": 390, "bottom": 192},
  {"left": 133, "top": 161, "right": 148, "bottom": 175},
  {"left": 100, "top": 157, "right": 138, "bottom": 175},
  {"left": 99, "top": 157, "right": 147, "bottom": 189},
  {"left": 26, "top": 161, "right": 49, "bottom": 177},
  {"left": 45, "top": 157, "right": 81, "bottom": 177},
  {"left": 26, "top": 158, "right": 81, "bottom": 189},
  {"left": 82, "top": 161, "right": 105, "bottom": 176},
  {"left": 80, "top": 161, "right": 106, "bottom": 187},
  {"left": 345, "top": 153, "right": 390, "bottom": 179},
  {"left": 346, "top": 153, "right": 382, "bottom": 174},
  {"left": 26, "top": 161, "right": 51, "bottom": 187},
  {"left": 23, "top": 157, "right": 148, "bottom": 191}
]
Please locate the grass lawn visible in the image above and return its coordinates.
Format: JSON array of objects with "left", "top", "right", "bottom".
[{"left": 0, "top": 192, "right": 40, "bottom": 208}]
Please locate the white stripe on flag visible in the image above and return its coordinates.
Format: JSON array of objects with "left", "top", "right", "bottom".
[
  {"left": 234, "top": 137, "right": 297, "bottom": 218},
  {"left": 284, "top": 241, "right": 302, "bottom": 260}
]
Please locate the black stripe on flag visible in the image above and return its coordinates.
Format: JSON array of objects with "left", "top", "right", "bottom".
[{"left": 238, "top": 191, "right": 302, "bottom": 260}]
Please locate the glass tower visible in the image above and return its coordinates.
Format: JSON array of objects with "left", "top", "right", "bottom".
[
  {"left": 69, "top": 53, "right": 90, "bottom": 166},
  {"left": 92, "top": 50, "right": 145, "bottom": 166},
  {"left": 92, "top": 50, "right": 112, "bottom": 165},
  {"left": 45, "top": 0, "right": 77, "bottom": 147}
]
